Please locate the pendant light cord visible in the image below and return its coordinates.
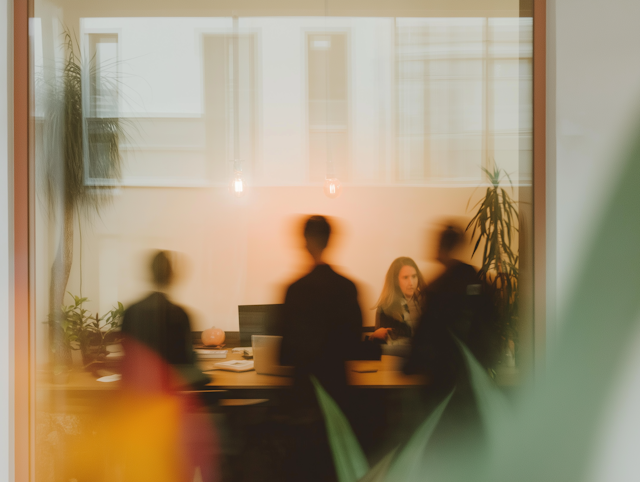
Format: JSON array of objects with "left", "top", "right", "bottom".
[
  {"left": 233, "top": 15, "right": 240, "bottom": 166},
  {"left": 324, "top": 0, "right": 333, "bottom": 179}
]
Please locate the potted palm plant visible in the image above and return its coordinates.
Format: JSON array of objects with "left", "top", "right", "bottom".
[
  {"left": 466, "top": 165, "right": 519, "bottom": 365},
  {"left": 40, "top": 30, "right": 130, "bottom": 369}
]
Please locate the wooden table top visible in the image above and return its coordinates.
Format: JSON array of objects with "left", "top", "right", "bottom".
[{"left": 38, "top": 354, "right": 427, "bottom": 392}]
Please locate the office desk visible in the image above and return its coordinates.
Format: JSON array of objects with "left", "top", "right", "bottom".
[
  {"left": 37, "top": 354, "right": 426, "bottom": 402},
  {"left": 198, "top": 353, "right": 426, "bottom": 391}
]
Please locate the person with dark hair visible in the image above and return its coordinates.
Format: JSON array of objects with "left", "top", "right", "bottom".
[
  {"left": 279, "top": 215, "right": 379, "bottom": 482},
  {"left": 151, "top": 250, "right": 173, "bottom": 287},
  {"left": 370, "top": 257, "right": 426, "bottom": 345},
  {"left": 280, "top": 215, "right": 372, "bottom": 403},
  {"left": 406, "top": 224, "right": 498, "bottom": 390},
  {"left": 121, "top": 251, "right": 196, "bottom": 375},
  {"left": 119, "top": 251, "right": 219, "bottom": 482}
]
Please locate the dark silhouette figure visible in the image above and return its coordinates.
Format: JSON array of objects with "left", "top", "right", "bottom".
[
  {"left": 119, "top": 251, "right": 218, "bottom": 482},
  {"left": 279, "top": 216, "right": 378, "bottom": 482},
  {"left": 121, "top": 251, "right": 194, "bottom": 371},
  {"left": 280, "top": 215, "right": 372, "bottom": 406},
  {"left": 404, "top": 226, "right": 499, "bottom": 478},
  {"left": 406, "top": 225, "right": 497, "bottom": 387}
]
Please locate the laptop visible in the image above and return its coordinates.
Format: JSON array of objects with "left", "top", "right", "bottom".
[
  {"left": 238, "top": 304, "right": 284, "bottom": 346},
  {"left": 251, "top": 335, "right": 294, "bottom": 377}
]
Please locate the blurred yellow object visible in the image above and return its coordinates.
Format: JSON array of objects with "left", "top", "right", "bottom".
[{"left": 66, "top": 393, "right": 189, "bottom": 482}]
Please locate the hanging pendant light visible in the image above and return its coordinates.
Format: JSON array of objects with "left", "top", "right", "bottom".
[
  {"left": 229, "top": 16, "right": 245, "bottom": 197},
  {"left": 323, "top": 178, "right": 341, "bottom": 198},
  {"left": 323, "top": 159, "right": 342, "bottom": 199},
  {"left": 322, "top": 1, "right": 341, "bottom": 199},
  {"left": 229, "top": 160, "right": 245, "bottom": 197}
]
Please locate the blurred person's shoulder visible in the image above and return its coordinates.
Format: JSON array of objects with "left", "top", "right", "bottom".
[
  {"left": 288, "top": 264, "right": 356, "bottom": 292},
  {"left": 452, "top": 261, "right": 478, "bottom": 280},
  {"left": 427, "top": 261, "right": 478, "bottom": 293},
  {"left": 125, "top": 291, "right": 187, "bottom": 316}
]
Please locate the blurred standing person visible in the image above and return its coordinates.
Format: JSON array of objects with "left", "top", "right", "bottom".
[
  {"left": 280, "top": 216, "right": 378, "bottom": 482},
  {"left": 280, "top": 215, "right": 369, "bottom": 406},
  {"left": 116, "top": 251, "right": 218, "bottom": 482},
  {"left": 406, "top": 225, "right": 497, "bottom": 390},
  {"left": 370, "top": 257, "right": 425, "bottom": 345},
  {"left": 121, "top": 251, "right": 197, "bottom": 389},
  {"left": 403, "top": 226, "right": 500, "bottom": 480}
]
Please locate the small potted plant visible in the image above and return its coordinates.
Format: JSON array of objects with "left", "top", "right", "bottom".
[{"left": 51, "top": 292, "right": 125, "bottom": 371}]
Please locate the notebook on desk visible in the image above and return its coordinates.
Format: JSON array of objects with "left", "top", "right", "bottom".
[{"left": 251, "top": 335, "right": 293, "bottom": 377}]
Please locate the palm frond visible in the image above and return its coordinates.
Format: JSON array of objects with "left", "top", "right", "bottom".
[
  {"left": 41, "top": 26, "right": 128, "bottom": 220},
  {"left": 465, "top": 165, "right": 520, "bottom": 347}
]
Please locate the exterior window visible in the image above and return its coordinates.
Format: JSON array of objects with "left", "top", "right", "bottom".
[
  {"left": 87, "top": 33, "right": 119, "bottom": 118},
  {"left": 396, "top": 18, "right": 532, "bottom": 184},
  {"left": 85, "top": 32, "right": 120, "bottom": 183},
  {"left": 307, "top": 33, "right": 349, "bottom": 182},
  {"left": 203, "top": 33, "right": 257, "bottom": 183}
]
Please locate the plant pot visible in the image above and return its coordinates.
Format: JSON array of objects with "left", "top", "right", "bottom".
[
  {"left": 81, "top": 345, "right": 108, "bottom": 370},
  {"left": 70, "top": 349, "right": 83, "bottom": 368}
]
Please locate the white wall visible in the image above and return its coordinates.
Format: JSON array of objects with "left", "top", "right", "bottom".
[
  {"left": 0, "top": 0, "right": 12, "bottom": 480},
  {"left": 547, "top": 1, "right": 640, "bottom": 481},
  {"left": 550, "top": 0, "right": 640, "bottom": 321},
  {"left": 60, "top": 185, "right": 485, "bottom": 332}
]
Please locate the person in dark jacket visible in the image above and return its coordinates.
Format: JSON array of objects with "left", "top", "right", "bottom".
[
  {"left": 120, "top": 251, "right": 198, "bottom": 390},
  {"left": 280, "top": 215, "right": 378, "bottom": 406},
  {"left": 406, "top": 225, "right": 498, "bottom": 392},
  {"left": 279, "top": 216, "right": 379, "bottom": 482},
  {"left": 370, "top": 257, "right": 426, "bottom": 345},
  {"left": 119, "top": 251, "right": 218, "bottom": 482}
]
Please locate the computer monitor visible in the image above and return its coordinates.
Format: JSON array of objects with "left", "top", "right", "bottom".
[{"left": 238, "top": 304, "right": 283, "bottom": 346}]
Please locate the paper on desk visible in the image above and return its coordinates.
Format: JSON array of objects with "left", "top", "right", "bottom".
[
  {"left": 231, "top": 347, "right": 253, "bottom": 356},
  {"left": 97, "top": 374, "right": 122, "bottom": 383}
]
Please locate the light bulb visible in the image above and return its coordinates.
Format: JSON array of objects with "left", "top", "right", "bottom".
[
  {"left": 229, "top": 171, "right": 245, "bottom": 197},
  {"left": 228, "top": 160, "right": 245, "bottom": 197},
  {"left": 323, "top": 178, "right": 342, "bottom": 199}
]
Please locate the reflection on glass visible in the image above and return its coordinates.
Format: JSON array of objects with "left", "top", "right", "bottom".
[{"left": 31, "top": 8, "right": 533, "bottom": 482}]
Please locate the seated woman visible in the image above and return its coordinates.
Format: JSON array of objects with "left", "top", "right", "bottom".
[{"left": 370, "top": 257, "right": 425, "bottom": 345}]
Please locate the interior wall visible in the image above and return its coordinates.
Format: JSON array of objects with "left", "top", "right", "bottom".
[
  {"left": 547, "top": 1, "right": 640, "bottom": 481},
  {"left": 551, "top": 0, "right": 640, "bottom": 320},
  {"left": 57, "top": 185, "right": 485, "bottom": 331}
]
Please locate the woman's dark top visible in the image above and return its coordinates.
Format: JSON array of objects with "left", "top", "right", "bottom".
[{"left": 376, "top": 308, "right": 413, "bottom": 338}]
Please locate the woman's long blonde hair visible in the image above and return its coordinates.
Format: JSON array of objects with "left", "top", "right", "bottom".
[{"left": 375, "top": 257, "right": 426, "bottom": 321}]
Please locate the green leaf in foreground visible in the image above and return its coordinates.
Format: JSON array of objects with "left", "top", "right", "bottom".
[{"left": 311, "top": 376, "right": 369, "bottom": 482}]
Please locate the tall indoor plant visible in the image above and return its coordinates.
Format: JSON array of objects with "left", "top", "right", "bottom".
[
  {"left": 41, "top": 30, "right": 128, "bottom": 367},
  {"left": 466, "top": 165, "right": 520, "bottom": 362}
]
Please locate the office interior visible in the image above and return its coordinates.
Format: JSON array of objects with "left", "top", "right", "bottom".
[
  {"left": 18, "top": 0, "right": 640, "bottom": 480},
  {"left": 28, "top": 0, "right": 536, "bottom": 480}
]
